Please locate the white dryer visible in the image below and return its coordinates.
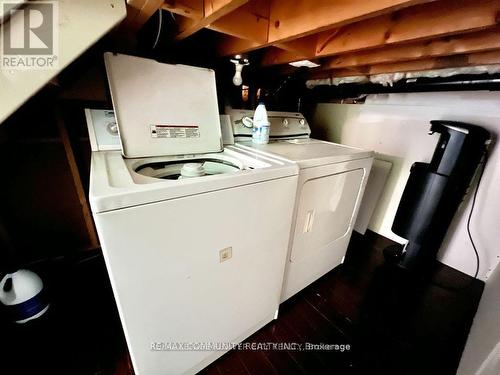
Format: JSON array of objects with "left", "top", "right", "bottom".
[
  {"left": 228, "top": 109, "right": 374, "bottom": 302},
  {"left": 88, "top": 54, "right": 299, "bottom": 375}
]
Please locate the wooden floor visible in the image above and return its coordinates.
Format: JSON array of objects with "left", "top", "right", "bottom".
[
  {"left": 0, "top": 231, "right": 484, "bottom": 374},
  {"left": 198, "top": 231, "right": 484, "bottom": 375}
]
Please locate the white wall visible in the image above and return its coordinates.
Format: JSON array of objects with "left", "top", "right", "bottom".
[
  {"left": 458, "top": 264, "right": 500, "bottom": 375},
  {"left": 311, "top": 91, "right": 500, "bottom": 280},
  {"left": 312, "top": 91, "right": 500, "bottom": 375}
]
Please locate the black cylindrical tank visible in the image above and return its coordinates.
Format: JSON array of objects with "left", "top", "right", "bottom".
[{"left": 391, "top": 121, "right": 490, "bottom": 270}]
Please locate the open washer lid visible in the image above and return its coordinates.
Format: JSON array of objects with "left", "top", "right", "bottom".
[{"left": 104, "top": 52, "right": 223, "bottom": 158}]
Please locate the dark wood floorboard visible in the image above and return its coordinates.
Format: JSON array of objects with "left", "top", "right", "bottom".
[
  {"left": 0, "top": 231, "right": 484, "bottom": 375},
  {"left": 202, "top": 230, "right": 484, "bottom": 375}
]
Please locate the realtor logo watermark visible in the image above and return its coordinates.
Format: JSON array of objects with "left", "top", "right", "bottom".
[{"left": 1, "top": 1, "right": 58, "bottom": 70}]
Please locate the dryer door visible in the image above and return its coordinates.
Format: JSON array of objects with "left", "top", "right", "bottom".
[{"left": 290, "top": 166, "right": 365, "bottom": 263}]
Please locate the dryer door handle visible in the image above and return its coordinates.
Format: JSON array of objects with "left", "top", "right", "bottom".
[{"left": 303, "top": 209, "right": 315, "bottom": 233}]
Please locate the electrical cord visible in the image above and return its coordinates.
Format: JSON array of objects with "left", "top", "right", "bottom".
[
  {"left": 467, "top": 151, "right": 489, "bottom": 279},
  {"left": 430, "top": 150, "right": 489, "bottom": 291},
  {"left": 152, "top": 8, "right": 163, "bottom": 50}
]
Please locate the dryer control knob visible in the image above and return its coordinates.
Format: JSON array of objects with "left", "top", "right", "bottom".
[
  {"left": 282, "top": 119, "right": 289, "bottom": 127},
  {"left": 299, "top": 119, "right": 306, "bottom": 126}
]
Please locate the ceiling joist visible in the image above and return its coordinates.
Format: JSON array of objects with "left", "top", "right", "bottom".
[
  {"left": 267, "top": 0, "right": 429, "bottom": 44},
  {"left": 262, "top": 0, "right": 500, "bottom": 66},
  {"left": 175, "top": 0, "right": 249, "bottom": 40},
  {"left": 319, "top": 28, "right": 500, "bottom": 71},
  {"left": 206, "top": 0, "right": 269, "bottom": 43},
  {"left": 162, "top": 0, "right": 204, "bottom": 19},
  {"left": 123, "top": 0, "right": 500, "bottom": 80},
  {"left": 310, "top": 50, "right": 500, "bottom": 79},
  {"left": 216, "top": 0, "right": 430, "bottom": 56}
]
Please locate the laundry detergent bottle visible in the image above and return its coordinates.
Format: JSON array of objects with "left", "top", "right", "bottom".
[
  {"left": 0, "top": 220, "right": 49, "bottom": 323},
  {"left": 0, "top": 269, "right": 49, "bottom": 323},
  {"left": 252, "top": 102, "right": 270, "bottom": 144}
]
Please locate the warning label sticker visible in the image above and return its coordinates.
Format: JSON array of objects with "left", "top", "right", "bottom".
[{"left": 150, "top": 125, "right": 200, "bottom": 139}]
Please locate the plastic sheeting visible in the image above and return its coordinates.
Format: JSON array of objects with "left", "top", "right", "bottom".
[{"left": 306, "top": 64, "right": 500, "bottom": 88}]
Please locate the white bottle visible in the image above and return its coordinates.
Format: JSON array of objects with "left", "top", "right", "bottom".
[
  {"left": 0, "top": 269, "right": 50, "bottom": 323},
  {"left": 252, "top": 103, "right": 270, "bottom": 144}
]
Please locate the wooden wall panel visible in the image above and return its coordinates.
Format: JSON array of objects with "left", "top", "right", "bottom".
[{"left": 0, "top": 91, "right": 99, "bottom": 262}]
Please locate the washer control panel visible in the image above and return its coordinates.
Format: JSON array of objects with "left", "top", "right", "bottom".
[
  {"left": 227, "top": 109, "right": 311, "bottom": 141},
  {"left": 85, "top": 108, "right": 122, "bottom": 152}
]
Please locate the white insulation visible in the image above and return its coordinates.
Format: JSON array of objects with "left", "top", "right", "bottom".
[{"left": 306, "top": 64, "right": 500, "bottom": 88}]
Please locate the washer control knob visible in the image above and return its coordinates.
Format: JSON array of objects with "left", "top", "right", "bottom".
[
  {"left": 241, "top": 116, "right": 254, "bottom": 128},
  {"left": 282, "top": 118, "right": 289, "bottom": 127},
  {"left": 107, "top": 121, "right": 119, "bottom": 135},
  {"left": 299, "top": 119, "right": 306, "bottom": 127}
]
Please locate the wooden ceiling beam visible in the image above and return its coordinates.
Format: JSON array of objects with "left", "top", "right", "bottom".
[
  {"left": 320, "top": 27, "right": 500, "bottom": 70},
  {"left": 267, "top": 0, "right": 429, "bottom": 44},
  {"left": 207, "top": 0, "right": 270, "bottom": 43},
  {"left": 261, "top": 47, "right": 310, "bottom": 65},
  {"left": 217, "top": 0, "right": 428, "bottom": 56},
  {"left": 162, "top": 0, "right": 203, "bottom": 19},
  {"left": 274, "top": 35, "right": 318, "bottom": 57},
  {"left": 175, "top": 0, "right": 249, "bottom": 40},
  {"left": 316, "top": 0, "right": 500, "bottom": 57},
  {"left": 216, "top": 35, "right": 263, "bottom": 56},
  {"left": 217, "top": 36, "right": 318, "bottom": 64},
  {"left": 310, "top": 50, "right": 500, "bottom": 79},
  {"left": 263, "top": 0, "right": 500, "bottom": 66}
]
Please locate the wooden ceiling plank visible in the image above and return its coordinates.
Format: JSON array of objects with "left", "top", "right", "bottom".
[
  {"left": 265, "top": 46, "right": 310, "bottom": 64},
  {"left": 217, "top": 27, "right": 318, "bottom": 58},
  {"left": 216, "top": 35, "right": 262, "bottom": 56},
  {"left": 205, "top": 0, "right": 239, "bottom": 16},
  {"left": 312, "top": 50, "right": 500, "bottom": 78},
  {"left": 263, "top": 38, "right": 317, "bottom": 65},
  {"left": 207, "top": 0, "right": 270, "bottom": 43},
  {"left": 175, "top": 0, "right": 249, "bottom": 40},
  {"left": 268, "top": 0, "right": 430, "bottom": 43},
  {"left": 321, "top": 27, "right": 500, "bottom": 70},
  {"left": 275, "top": 34, "right": 318, "bottom": 56},
  {"left": 162, "top": 0, "right": 204, "bottom": 20},
  {"left": 317, "top": 0, "right": 500, "bottom": 56},
  {"left": 263, "top": 0, "right": 500, "bottom": 66},
  {"left": 218, "top": 0, "right": 428, "bottom": 56}
]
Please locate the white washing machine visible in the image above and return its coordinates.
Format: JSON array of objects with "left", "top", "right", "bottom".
[
  {"left": 228, "top": 109, "right": 374, "bottom": 302},
  {"left": 87, "top": 54, "right": 299, "bottom": 375}
]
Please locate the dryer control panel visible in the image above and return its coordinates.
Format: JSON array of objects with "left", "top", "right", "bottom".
[{"left": 226, "top": 109, "right": 311, "bottom": 141}]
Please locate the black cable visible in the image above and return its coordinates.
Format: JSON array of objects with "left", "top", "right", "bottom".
[
  {"left": 430, "top": 150, "right": 489, "bottom": 291},
  {"left": 467, "top": 151, "right": 489, "bottom": 279}
]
